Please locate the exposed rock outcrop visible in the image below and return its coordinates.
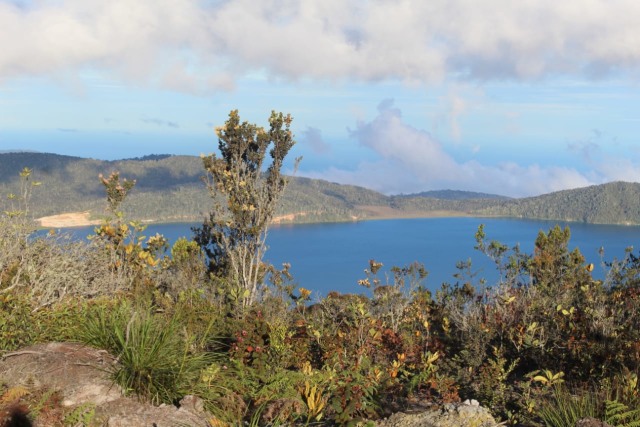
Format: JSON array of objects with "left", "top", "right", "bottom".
[
  {"left": 375, "top": 399, "right": 497, "bottom": 427},
  {"left": 0, "top": 342, "right": 209, "bottom": 427},
  {"left": 576, "top": 418, "right": 613, "bottom": 427}
]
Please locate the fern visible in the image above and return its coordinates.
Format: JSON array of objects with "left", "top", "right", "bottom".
[
  {"left": 30, "top": 388, "right": 57, "bottom": 417},
  {"left": 63, "top": 402, "right": 96, "bottom": 427},
  {"left": 253, "top": 368, "right": 305, "bottom": 402},
  {"left": 605, "top": 399, "right": 640, "bottom": 427},
  {"left": 0, "top": 385, "right": 30, "bottom": 404}
]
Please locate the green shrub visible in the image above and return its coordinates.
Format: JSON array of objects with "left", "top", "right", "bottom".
[{"left": 0, "top": 292, "right": 39, "bottom": 351}]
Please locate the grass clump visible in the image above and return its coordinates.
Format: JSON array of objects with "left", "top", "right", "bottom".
[
  {"left": 537, "top": 386, "right": 599, "bottom": 427},
  {"left": 79, "top": 301, "right": 210, "bottom": 405}
]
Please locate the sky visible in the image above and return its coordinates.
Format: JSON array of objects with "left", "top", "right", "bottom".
[{"left": 2, "top": 1, "right": 640, "bottom": 197}]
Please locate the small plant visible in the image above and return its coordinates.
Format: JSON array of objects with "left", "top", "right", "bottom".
[
  {"left": 301, "top": 380, "right": 328, "bottom": 423},
  {"left": 536, "top": 386, "right": 598, "bottom": 427},
  {"left": 474, "top": 346, "right": 519, "bottom": 416},
  {"left": 605, "top": 399, "right": 640, "bottom": 427},
  {"left": 92, "top": 171, "right": 168, "bottom": 295},
  {"left": 0, "top": 385, "right": 30, "bottom": 404},
  {"left": 63, "top": 402, "right": 96, "bottom": 426},
  {"left": 532, "top": 370, "right": 566, "bottom": 388},
  {"left": 0, "top": 292, "right": 40, "bottom": 351},
  {"left": 80, "top": 301, "right": 210, "bottom": 404}
]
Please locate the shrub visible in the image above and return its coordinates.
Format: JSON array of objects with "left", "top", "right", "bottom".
[
  {"left": 0, "top": 291, "right": 39, "bottom": 351},
  {"left": 194, "top": 110, "right": 299, "bottom": 312}
]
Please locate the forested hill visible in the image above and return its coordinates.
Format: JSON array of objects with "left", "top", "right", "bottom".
[
  {"left": 398, "top": 189, "right": 510, "bottom": 200},
  {"left": 0, "top": 152, "right": 639, "bottom": 225},
  {"left": 0, "top": 152, "right": 503, "bottom": 224},
  {"left": 475, "top": 181, "right": 640, "bottom": 225}
]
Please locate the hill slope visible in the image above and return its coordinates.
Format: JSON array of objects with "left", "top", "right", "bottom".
[
  {"left": 0, "top": 152, "right": 419, "bottom": 224},
  {"left": 399, "top": 189, "right": 510, "bottom": 200},
  {"left": 0, "top": 153, "right": 639, "bottom": 226},
  {"left": 475, "top": 181, "right": 640, "bottom": 225}
]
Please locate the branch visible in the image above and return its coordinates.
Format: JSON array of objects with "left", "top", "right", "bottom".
[{"left": 2, "top": 350, "right": 44, "bottom": 359}]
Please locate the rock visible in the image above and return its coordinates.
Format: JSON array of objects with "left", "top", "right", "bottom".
[
  {"left": 0, "top": 342, "right": 121, "bottom": 407},
  {"left": 375, "top": 401, "right": 497, "bottom": 427},
  {"left": 576, "top": 418, "right": 613, "bottom": 427},
  {"left": 0, "top": 342, "right": 210, "bottom": 427},
  {"left": 96, "top": 397, "right": 209, "bottom": 427}
]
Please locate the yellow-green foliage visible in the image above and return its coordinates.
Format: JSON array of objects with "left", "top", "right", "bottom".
[
  {"left": 0, "top": 292, "right": 39, "bottom": 351},
  {"left": 63, "top": 402, "right": 96, "bottom": 427}
]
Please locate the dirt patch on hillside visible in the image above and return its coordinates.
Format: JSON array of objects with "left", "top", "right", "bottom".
[
  {"left": 271, "top": 211, "right": 309, "bottom": 223},
  {"left": 37, "top": 211, "right": 101, "bottom": 228}
]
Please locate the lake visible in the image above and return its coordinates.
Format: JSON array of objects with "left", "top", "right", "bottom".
[{"left": 60, "top": 217, "right": 640, "bottom": 298}]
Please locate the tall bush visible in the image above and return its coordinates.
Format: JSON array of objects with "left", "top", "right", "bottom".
[{"left": 194, "top": 110, "right": 299, "bottom": 312}]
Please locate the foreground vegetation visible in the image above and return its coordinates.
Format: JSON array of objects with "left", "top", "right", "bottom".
[
  {"left": 3, "top": 112, "right": 640, "bottom": 426},
  {"left": 2, "top": 175, "right": 640, "bottom": 426}
]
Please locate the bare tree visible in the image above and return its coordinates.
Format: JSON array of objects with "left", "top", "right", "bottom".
[{"left": 194, "top": 110, "right": 299, "bottom": 311}]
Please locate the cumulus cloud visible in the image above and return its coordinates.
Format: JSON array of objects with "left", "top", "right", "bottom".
[
  {"left": 2, "top": 0, "right": 640, "bottom": 91},
  {"left": 303, "top": 101, "right": 596, "bottom": 197},
  {"left": 595, "top": 158, "right": 640, "bottom": 183}
]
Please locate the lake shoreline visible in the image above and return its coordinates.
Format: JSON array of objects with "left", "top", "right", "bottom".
[
  {"left": 36, "top": 208, "right": 640, "bottom": 230},
  {"left": 36, "top": 208, "right": 474, "bottom": 229}
]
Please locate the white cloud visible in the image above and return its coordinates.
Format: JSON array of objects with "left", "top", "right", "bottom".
[
  {"left": 303, "top": 101, "right": 597, "bottom": 197},
  {"left": 595, "top": 159, "right": 640, "bottom": 183},
  {"left": 2, "top": 0, "right": 640, "bottom": 91}
]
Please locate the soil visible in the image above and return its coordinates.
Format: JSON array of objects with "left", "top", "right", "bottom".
[{"left": 36, "top": 212, "right": 101, "bottom": 228}]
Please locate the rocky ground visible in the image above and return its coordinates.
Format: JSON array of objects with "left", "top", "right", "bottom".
[
  {"left": 0, "top": 342, "right": 209, "bottom": 426},
  {"left": 0, "top": 342, "right": 607, "bottom": 427},
  {"left": 374, "top": 401, "right": 498, "bottom": 427},
  {"left": 0, "top": 342, "right": 500, "bottom": 426}
]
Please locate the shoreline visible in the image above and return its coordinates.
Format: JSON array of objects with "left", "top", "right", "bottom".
[
  {"left": 36, "top": 209, "right": 640, "bottom": 229},
  {"left": 37, "top": 208, "right": 473, "bottom": 229}
]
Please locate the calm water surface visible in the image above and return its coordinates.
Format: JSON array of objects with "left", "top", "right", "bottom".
[{"left": 63, "top": 218, "right": 640, "bottom": 297}]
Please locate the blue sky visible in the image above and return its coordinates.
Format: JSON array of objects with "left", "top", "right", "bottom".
[{"left": 2, "top": 1, "right": 640, "bottom": 197}]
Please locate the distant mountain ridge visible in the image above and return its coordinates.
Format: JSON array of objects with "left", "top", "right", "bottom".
[
  {"left": 399, "top": 189, "right": 510, "bottom": 200},
  {"left": 0, "top": 152, "right": 639, "bottom": 226}
]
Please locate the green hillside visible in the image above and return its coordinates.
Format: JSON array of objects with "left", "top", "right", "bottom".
[
  {"left": 1, "top": 152, "right": 639, "bottom": 226},
  {"left": 398, "top": 189, "right": 510, "bottom": 200},
  {"left": 476, "top": 181, "right": 640, "bottom": 225},
  {"left": 0, "top": 152, "right": 401, "bottom": 224}
]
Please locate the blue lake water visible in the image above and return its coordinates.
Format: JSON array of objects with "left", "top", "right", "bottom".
[{"left": 61, "top": 218, "right": 640, "bottom": 297}]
